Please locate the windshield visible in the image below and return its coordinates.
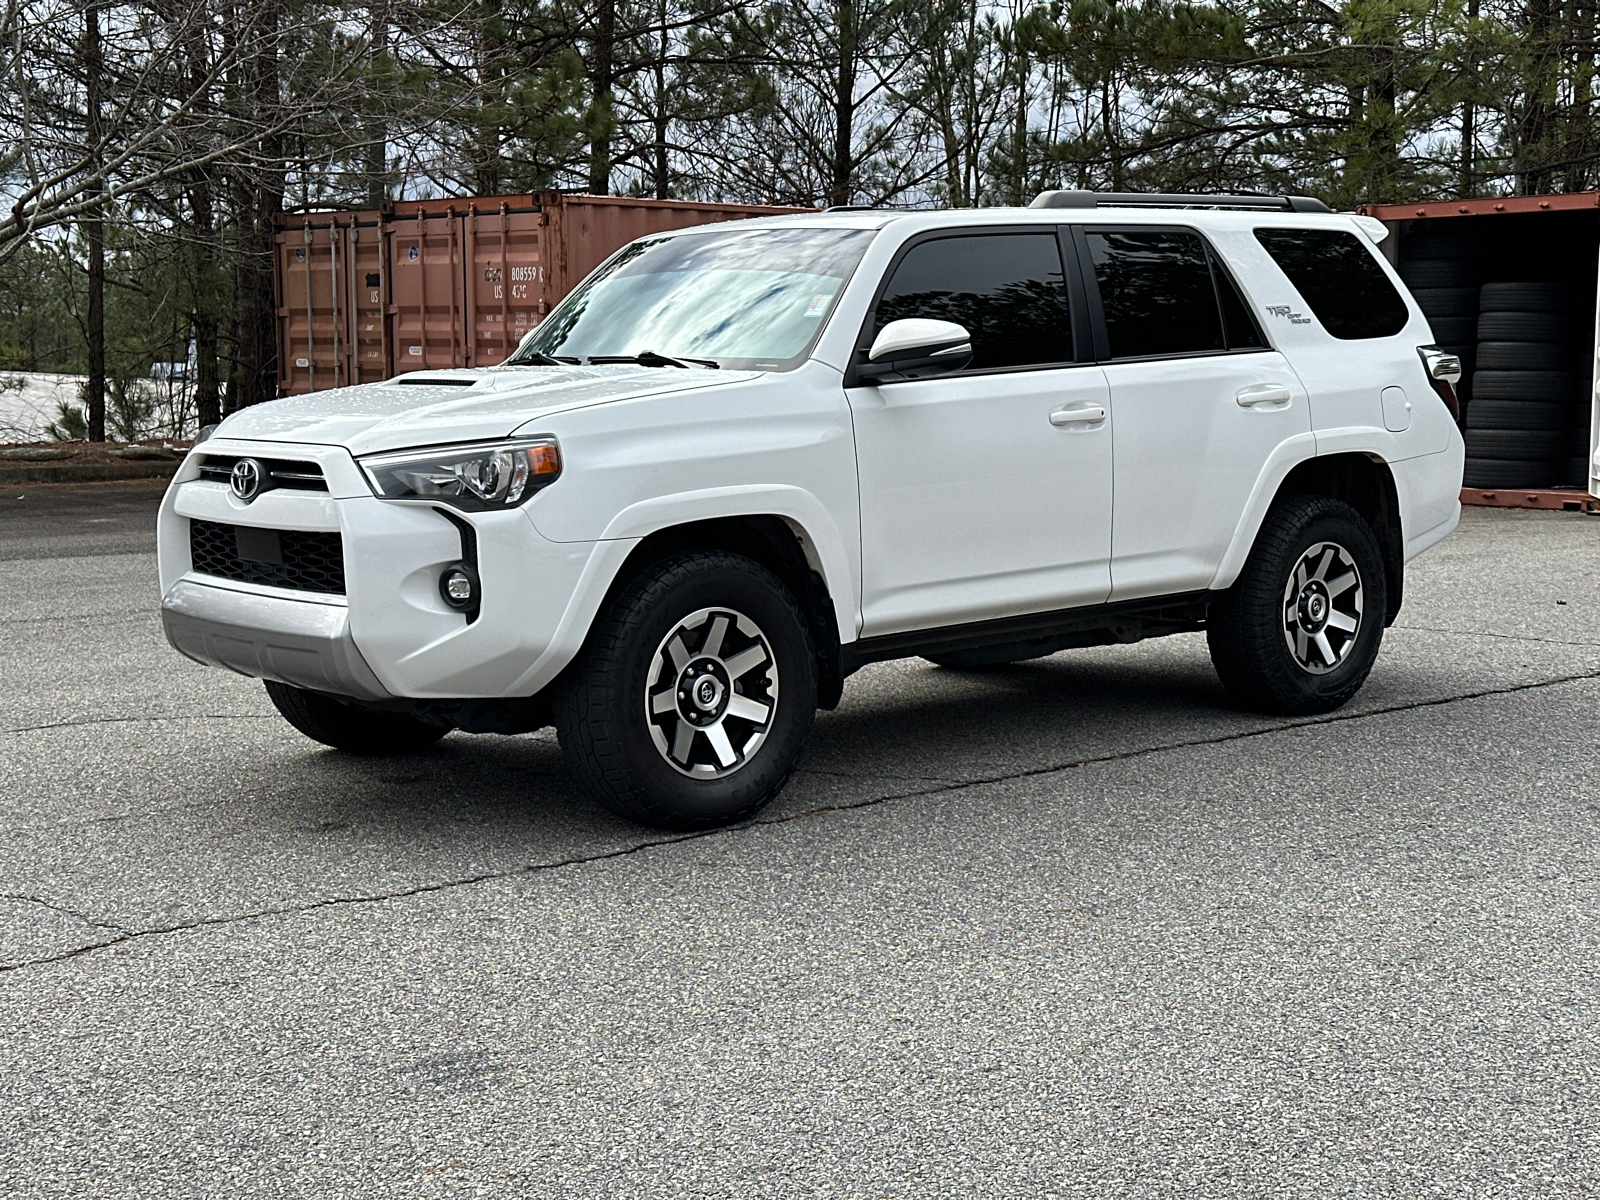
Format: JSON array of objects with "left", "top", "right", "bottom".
[{"left": 509, "top": 226, "right": 875, "bottom": 370}]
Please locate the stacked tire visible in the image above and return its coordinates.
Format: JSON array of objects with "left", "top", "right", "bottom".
[
  {"left": 1465, "top": 283, "right": 1573, "bottom": 489},
  {"left": 1399, "top": 232, "right": 1478, "bottom": 411}
]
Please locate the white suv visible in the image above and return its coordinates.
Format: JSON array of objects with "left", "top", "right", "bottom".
[{"left": 158, "top": 191, "right": 1466, "bottom": 828}]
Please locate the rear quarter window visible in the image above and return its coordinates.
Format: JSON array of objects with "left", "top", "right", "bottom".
[{"left": 1254, "top": 228, "right": 1410, "bottom": 340}]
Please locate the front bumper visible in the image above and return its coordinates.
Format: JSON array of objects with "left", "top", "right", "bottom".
[
  {"left": 157, "top": 437, "right": 634, "bottom": 701},
  {"left": 162, "top": 580, "right": 392, "bottom": 700}
]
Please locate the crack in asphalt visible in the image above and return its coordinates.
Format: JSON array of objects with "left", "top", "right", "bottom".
[
  {"left": 2, "top": 714, "right": 274, "bottom": 736},
  {"left": 1395, "top": 623, "right": 1600, "bottom": 649},
  {"left": 4, "top": 665, "right": 1598, "bottom": 976},
  {"left": 0, "top": 893, "right": 129, "bottom": 934}
]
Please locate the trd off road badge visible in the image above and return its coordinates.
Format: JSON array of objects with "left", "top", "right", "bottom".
[{"left": 1266, "top": 304, "right": 1312, "bottom": 325}]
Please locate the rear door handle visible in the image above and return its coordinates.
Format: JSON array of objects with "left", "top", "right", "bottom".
[
  {"left": 1050, "top": 404, "right": 1107, "bottom": 426},
  {"left": 1237, "top": 384, "right": 1292, "bottom": 408}
]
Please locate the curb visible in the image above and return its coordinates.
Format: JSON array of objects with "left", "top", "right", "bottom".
[{"left": 0, "top": 461, "right": 180, "bottom": 486}]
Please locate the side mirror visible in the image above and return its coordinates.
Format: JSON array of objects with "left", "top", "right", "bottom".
[{"left": 857, "top": 319, "right": 973, "bottom": 383}]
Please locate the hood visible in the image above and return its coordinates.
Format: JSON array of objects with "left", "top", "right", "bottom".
[{"left": 213, "top": 365, "right": 762, "bottom": 455}]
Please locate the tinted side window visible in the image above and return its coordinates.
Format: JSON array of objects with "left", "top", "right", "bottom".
[
  {"left": 1254, "top": 228, "right": 1409, "bottom": 339},
  {"left": 1215, "top": 262, "right": 1268, "bottom": 350},
  {"left": 1086, "top": 230, "right": 1225, "bottom": 358},
  {"left": 875, "top": 233, "right": 1072, "bottom": 370}
]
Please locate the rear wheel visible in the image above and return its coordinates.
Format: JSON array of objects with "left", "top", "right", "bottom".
[
  {"left": 553, "top": 551, "right": 816, "bottom": 830},
  {"left": 264, "top": 681, "right": 447, "bottom": 755},
  {"left": 1207, "top": 497, "right": 1386, "bottom": 715}
]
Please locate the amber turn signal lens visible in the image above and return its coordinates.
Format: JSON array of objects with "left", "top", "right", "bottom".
[{"left": 527, "top": 443, "right": 561, "bottom": 475}]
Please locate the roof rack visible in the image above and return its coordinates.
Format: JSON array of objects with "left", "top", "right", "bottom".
[{"left": 1030, "top": 190, "right": 1332, "bottom": 214}]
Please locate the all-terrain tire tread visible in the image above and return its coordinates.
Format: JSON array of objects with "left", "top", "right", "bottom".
[
  {"left": 553, "top": 551, "right": 816, "bottom": 829},
  {"left": 1207, "top": 496, "right": 1385, "bottom": 716},
  {"left": 264, "top": 680, "right": 447, "bottom": 755}
]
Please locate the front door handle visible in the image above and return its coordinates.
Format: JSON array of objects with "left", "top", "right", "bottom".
[
  {"left": 1237, "top": 384, "right": 1292, "bottom": 408},
  {"left": 1050, "top": 404, "right": 1107, "bottom": 426}
]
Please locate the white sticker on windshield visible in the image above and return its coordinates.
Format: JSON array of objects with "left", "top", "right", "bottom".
[{"left": 804, "top": 294, "right": 830, "bottom": 318}]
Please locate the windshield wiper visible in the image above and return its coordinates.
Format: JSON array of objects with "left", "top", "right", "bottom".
[
  {"left": 512, "top": 352, "right": 582, "bottom": 366},
  {"left": 585, "top": 351, "right": 720, "bottom": 369}
]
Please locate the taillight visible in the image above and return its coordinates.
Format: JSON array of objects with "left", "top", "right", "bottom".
[{"left": 1418, "top": 345, "right": 1462, "bottom": 420}]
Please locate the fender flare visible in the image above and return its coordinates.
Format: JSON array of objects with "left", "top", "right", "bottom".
[
  {"left": 596, "top": 484, "right": 859, "bottom": 641},
  {"left": 1207, "top": 432, "right": 1320, "bottom": 591},
  {"left": 1210, "top": 430, "right": 1409, "bottom": 594}
]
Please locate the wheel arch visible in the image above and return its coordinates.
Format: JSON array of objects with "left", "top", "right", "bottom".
[
  {"left": 1219, "top": 452, "right": 1405, "bottom": 624},
  {"left": 597, "top": 513, "right": 849, "bottom": 709}
]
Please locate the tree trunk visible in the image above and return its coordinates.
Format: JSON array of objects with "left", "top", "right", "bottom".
[
  {"left": 184, "top": 7, "right": 222, "bottom": 431},
  {"left": 1459, "top": 0, "right": 1479, "bottom": 196},
  {"left": 365, "top": 0, "right": 389, "bottom": 207},
  {"left": 235, "top": 0, "right": 283, "bottom": 409},
  {"left": 190, "top": 179, "right": 222, "bottom": 429},
  {"left": 83, "top": 0, "right": 106, "bottom": 442},
  {"left": 829, "top": 0, "right": 857, "bottom": 207},
  {"left": 1011, "top": 32, "right": 1029, "bottom": 204},
  {"left": 1517, "top": 0, "right": 1558, "bottom": 194},
  {"left": 653, "top": 0, "right": 669, "bottom": 198},
  {"left": 1371, "top": 46, "right": 1398, "bottom": 199},
  {"left": 588, "top": 0, "right": 616, "bottom": 195},
  {"left": 1101, "top": 79, "right": 1124, "bottom": 191}
]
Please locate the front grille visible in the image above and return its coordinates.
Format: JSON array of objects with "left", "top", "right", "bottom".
[
  {"left": 188, "top": 519, "right": 346, "bottom": 595},
  {"left": 197, "top": 455, "right": 328, "bottom": 492}
]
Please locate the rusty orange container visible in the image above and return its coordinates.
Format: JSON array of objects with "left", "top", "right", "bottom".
[
  {"left": 274, "top": 191, "right": 813, "bottom": 395},
  {"left": 274, "top": 211, "right": 388, "bottom": 396}
]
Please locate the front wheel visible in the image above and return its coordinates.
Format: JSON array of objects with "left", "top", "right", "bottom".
[
  {"left": 264, "top": 681, "right": 448, "bottom": 755},
  {"left": 553, "top": 551, "right": 817, "bottom": 829},
  {"left": 1207, "top": 496, "right": 1387, "bottom": 715}
]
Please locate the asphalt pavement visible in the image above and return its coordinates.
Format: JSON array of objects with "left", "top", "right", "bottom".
[{"left": 2, "top": 481, "right": 1599, "bottom": 1198}]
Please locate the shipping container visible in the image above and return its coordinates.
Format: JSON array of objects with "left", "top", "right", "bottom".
[
  {"left": 1358, "top": 193, "right": 1600, "bottom": 504},
  {"left": 273, "top": 191, "right": 814, "bottom": 396}
]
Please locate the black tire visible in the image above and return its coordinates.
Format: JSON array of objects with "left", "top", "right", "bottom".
[
  {"left": 1463, "top": 429, "right": 1566, "bottom": 460},
  {"left": 1479, "top": 282, "right": 1566, "bottom": 313},
  {"left": 1428, "top": 316, "right": 1478, "bottom": 345},
  {"left": 1207, "top": 496, "right": 1386, "bottom": 716},
  {"left": 1476, "top": 341, "right": 1570, "bottom": 371},
  {"left": 264, "top": 680, "right": 448, "bottom": 755},
  {"left": 1399, "top": 259, "right": 1477, "bottom": 289},
  {"left": 1463, "top": 400, "right": 1570, "bottom": 431},
  {"left": 1462, "top": 457, "right": 1560, "bottom": 488},
  {"left": 1472, "top": 369, "right": 1573, "bottom": 402},
  {"left": 552, "top": 551, "right": 817, "bottom": 830},
  {"left": 1477, "top": 311, "right": 1569, "bottom": 342},
  {"left": 1562, "top": 456, "right": 1593, "bottom": 484},
  {"left": 1410, "top": 287, "right": 1479, "bottom": 318},
  {"left": 1402, "top": 232, "right": 1474, "bottom": 259}
]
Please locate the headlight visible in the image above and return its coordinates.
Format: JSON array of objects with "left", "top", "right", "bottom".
[{"left": 358, "top": 438, "right": 561, "bottom": 510}]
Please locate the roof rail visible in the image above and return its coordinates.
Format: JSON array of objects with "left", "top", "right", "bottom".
[{"left": 1030, "top": 190, "right": 1332, "bottom": 214}]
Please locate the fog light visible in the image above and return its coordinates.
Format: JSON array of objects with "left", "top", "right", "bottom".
[{"left": 439, "top": 563, "right": 480, "bottom": 610}]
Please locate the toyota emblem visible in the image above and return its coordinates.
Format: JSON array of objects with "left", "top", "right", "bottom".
[{"left": 230, "top": 458, "right": 263, "bottom": 501}]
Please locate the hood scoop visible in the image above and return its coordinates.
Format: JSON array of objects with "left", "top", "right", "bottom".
[{"left": 396, "top": 377, "right": 479, "bottom": 387}]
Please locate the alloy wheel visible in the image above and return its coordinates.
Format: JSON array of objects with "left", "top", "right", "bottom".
[
  {"left": 1281, "top": 541, "right": 1363, "bottom": 674},
  {"left": 645, "top": 607, "right": 779, "bottom": 777}
]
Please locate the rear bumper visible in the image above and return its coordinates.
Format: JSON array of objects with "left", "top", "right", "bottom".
[{"left": 161, "top": 579, "right": 393, "bottom": 701}]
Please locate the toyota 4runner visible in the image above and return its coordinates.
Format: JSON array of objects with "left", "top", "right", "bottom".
[{"left": 158, "top": 191, "right": 1466, "bottom": 828}]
